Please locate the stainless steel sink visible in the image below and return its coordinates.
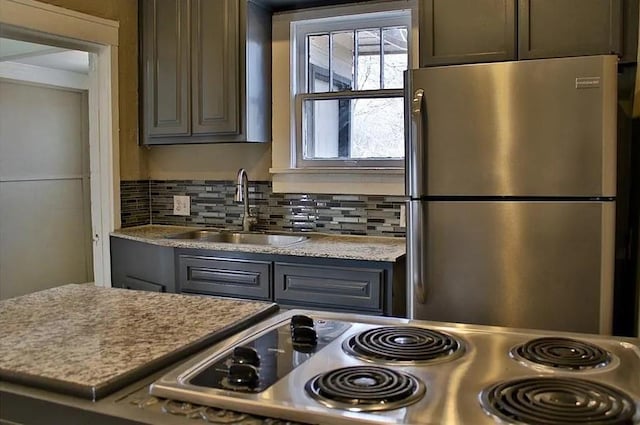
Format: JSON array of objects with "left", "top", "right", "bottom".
[{"left": 167, "top": 230, "right": 307, "bottom": 247}]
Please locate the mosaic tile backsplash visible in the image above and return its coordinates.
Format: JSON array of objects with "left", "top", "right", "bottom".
[
  {"left": 120, "top": 180, "right": 406, "bottom": 237},
  {"left": 120, "top": 180, "right": 151, "bottom": 228}
]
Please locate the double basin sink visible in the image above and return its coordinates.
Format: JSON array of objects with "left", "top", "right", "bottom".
[{"left": 167, "top": 229, "right": 308, "bottom": 247}]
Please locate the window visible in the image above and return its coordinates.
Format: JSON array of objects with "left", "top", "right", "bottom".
[
  {"left": 270, "top": 1, "right": 416, "bottom": 195},
  {"left": 293, "top": 10, "right": 411, "bottom": 168}
]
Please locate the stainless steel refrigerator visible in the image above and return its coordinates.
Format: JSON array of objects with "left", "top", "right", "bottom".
[{"left": 405, "top": 55, "right": 617, "bottom": 334}]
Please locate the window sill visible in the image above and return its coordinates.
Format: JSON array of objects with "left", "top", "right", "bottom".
[
  {"left": 269, "top": 167, "right": 404, "bottom": 174},
  {"left": 270, "top": 168, "right": 405, "bottom": 195}
]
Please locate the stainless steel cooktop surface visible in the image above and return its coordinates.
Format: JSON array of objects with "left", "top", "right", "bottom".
[{"left": 150, "top": 310, "right": 640, "bottom": 424}]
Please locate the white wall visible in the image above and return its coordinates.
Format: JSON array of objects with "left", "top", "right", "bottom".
[{"left": 0, "top": 80, "right": 92, "bottom": 299}]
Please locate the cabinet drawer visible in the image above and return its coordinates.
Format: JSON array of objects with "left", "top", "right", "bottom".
[
  {"left": 179, "top": 255, "right": 271, "bottom": 300},
  {"left": 274, "top": 263, "right": 383, "bottom": 312}
]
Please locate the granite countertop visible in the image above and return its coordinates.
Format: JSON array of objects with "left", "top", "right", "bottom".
[
  {"left": 111, "top": 225, "right": 406, "bottom": 262},
  {"left": 0, "top": 284, "right": 277, "bottom": 400}
]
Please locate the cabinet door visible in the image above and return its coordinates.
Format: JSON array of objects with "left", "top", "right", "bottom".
[
  {"left": 110, "top": 237, "right": 176, "bottom": 292},
  {"left": 620, "top": 0, "right": 639, "bottom": 64},
  {"left": 420, "top": 0, "right": 516, "bottom": 66},
  {"left": 122, "top": 278, "right": 165, "bottom": 292},
  {"left": 179, "top": 255, "right": 271, "bottom": 300},
  {"left": 142, "top": 0, "right": 190, "bottom": 138},
  {"left": 274, "top": 263, "right": 383, "bottom": 313},
  {"left": 191, "top": 0, "right": 239, "bottom": 134},
  {"left": 518, "top": 0, "right": 623, "bottom": 59}
]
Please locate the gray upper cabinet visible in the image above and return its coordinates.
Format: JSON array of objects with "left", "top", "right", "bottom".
[
  {"left": 420, "top": 0, "right": 634, "bottom": 66},
  {"left": 142, "top": 0, "right": 190, "bottom": 136},
  {"left": 191, "top": 0, "right": 239, "bottom": 134},
  {"left": 420, "top": 0, "right": 517, "bottom": 66},
  {"left": 141, "top": 0, "right": 271, "bottom": 145},
  {"left": 621, "top": 0, "right": 639, "bottom": 63},
  {"left": 518, "top": 0, "right": 623, "bottom": 60}
]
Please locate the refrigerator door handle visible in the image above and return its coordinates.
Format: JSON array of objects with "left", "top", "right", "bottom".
[
  {"left": 412, "top": 88, "right": 424, "bottom": 115},
  {"left": 407, "top": 88, "right": 425, "bottom": 198},
  {"left": 407, "top": 201, "right": 427, "bottom": 311}
]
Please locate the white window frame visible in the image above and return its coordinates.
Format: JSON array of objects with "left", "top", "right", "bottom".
[
  {"left": 295, "top": 90, "right": 405, "bottom": 167},
  {"left": 294, "top": 13, "right": 409, "bottom": 168},
  {"left": 270, "top": 0, "right": 418, "bottom": 196}
]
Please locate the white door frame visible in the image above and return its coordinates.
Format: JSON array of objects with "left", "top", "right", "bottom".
[{"left": 0, "top": 0, "right": 120, "bottom": 287}]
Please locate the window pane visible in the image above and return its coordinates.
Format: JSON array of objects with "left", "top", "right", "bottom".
[
  {"left": 303, "top": 97, "right": 404, "bottom": 160},
  {"left": 331, "top": 31, "right": 355, "bottom": 91},
  {"left": 302, "top": 99, "right": 346, "bottom": 159},
  {"left": 356, "top": 29, "right": 381, "bottom": 90},
  {"left": 307, "top": 27, "right": 407, "bottom": 93},
  {"left": 351, "top": 97, "right": 404, "bottom": 158},
  {"left": 308, "top": 34, "right": 329, "bottom": 93},
  {"left": 382, "top": 27, "right": 408, "bottom": 89}
]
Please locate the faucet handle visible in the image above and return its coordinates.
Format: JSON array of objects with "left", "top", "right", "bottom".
[{"left": 243, "top": 212, "right": 258, "bottom": 232}]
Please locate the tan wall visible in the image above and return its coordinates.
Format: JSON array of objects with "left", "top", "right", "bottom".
[
  {"left": 37, "top": 0, "right": 270, "bottom": 181},
  {"left": 148, "top": 143, "right": 272, "bottom": 181},
  {"left": 635, "top": 5, "right": 640, "bottom": 337},
  {"left": 635, "top": 37, "right": 640, "bottom": 119},
  {"left": 39, "top": 0, "right": 147, "bottom": 180}
]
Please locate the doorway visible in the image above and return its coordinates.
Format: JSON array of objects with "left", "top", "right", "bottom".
[
  {"left": 0, "top": 0, "right": 120, "bottom": 292},
  {"left": 0, "top": 41, "right": 94, "bottom": 299}
]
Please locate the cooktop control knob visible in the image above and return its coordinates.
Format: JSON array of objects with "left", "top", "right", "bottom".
[
  {"left": 232, "top": 346, "right": 260, "bottom": 367},
  {"left": 290, "top": 314, "right": 314, "bottom": 329},
  {"left": 292, "top": 325, "right": 317, "bottom": 346},
  {"left": 227, "top": 364, "right": 259, "bottom": 388}
]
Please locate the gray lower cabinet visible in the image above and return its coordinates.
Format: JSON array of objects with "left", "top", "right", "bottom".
[
  {"left": 110, "top": 237, "right": 176, "bottom": 293},
  {"left": 173, "top": 248, "right": 406, "bottom": 316},
  {"left": 273, "top": 257, "right": 406, "bottom": 316},
  {"left": 178, "top": 254, "right": 272, "bottom": 300},
  {"left": 110, "top": 241, "right": 405, "bottom": 315},
  {"left": 274, "top": 262, "right": 384, "bottom": 314},
  {"left": 140, "top": 0, "right": 271, "bottom": 145},
  {"left": 517, "top": 0, "right": 623, "bottom": 59},
  {"left": 420, "top": 0, "right": 516, "bottom": 66}
]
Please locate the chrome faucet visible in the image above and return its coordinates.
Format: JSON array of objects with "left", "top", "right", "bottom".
[{"left": 235, "top": 168, "right": 257, "bottom": 232}]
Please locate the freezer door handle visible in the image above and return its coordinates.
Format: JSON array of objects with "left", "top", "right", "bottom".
[{"left": 406, "top": 88, "right": 425, "bottom": 198}]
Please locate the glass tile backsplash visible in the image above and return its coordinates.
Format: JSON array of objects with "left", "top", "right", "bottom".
[{"left": 120, "top": 180, "right": 405, "bottom": 237}]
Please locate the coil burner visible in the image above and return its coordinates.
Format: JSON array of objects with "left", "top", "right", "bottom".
[
  {"left": 480, "top": 377, "right": 636, "bottom": 424},
  {"left": 511, "top": 337, "right": 612, "bottom": 371},
  {"left": 305, "top": 366, "right": 425, "bottom": 412},
  {"left": 343, "top": 326, "right": 464, "bottom": 364}
]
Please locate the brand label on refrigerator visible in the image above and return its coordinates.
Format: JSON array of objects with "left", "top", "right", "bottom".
[{"left": 575, "top": 77, "right": 601, "bottom": 89}]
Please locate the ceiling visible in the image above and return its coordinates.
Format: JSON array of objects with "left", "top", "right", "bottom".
[{"left": 0, "top": 38, "right": 89, "bottom": 74}]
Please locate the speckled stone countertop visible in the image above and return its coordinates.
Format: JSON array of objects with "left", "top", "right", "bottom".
[
  {"left": 111, "top": 225, "right": 406, "bottom": 262},
  {"left": 0, "top": 284, "right": 277, "bottom": 400}
]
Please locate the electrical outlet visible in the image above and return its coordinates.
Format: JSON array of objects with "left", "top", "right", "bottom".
[
  {"left": 399, "top": 204, "right": 406, "bottom": 227},
  {"left": 173, "top": 195, "right": 190, "bottom": 216}
]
